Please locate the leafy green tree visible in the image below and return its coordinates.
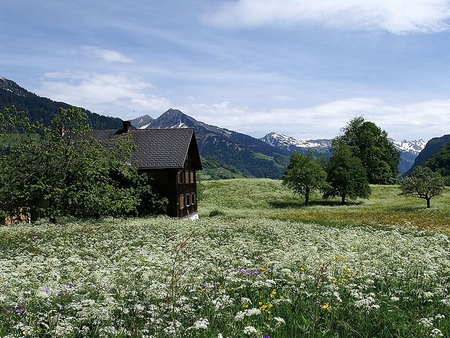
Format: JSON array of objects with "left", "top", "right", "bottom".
[
  {"left": 334, "top": 117, "right": 400, "bottom": 184},
  {"left": 0, "top": 106, "right": 165, "bottom": 221},
  {"left": 400, "top": 166, "right": 445, "bottom": 208},
  {"left": 420, "top": 143, "right": 450, "bottom": 184},
  {"left": 282, "top": 151, "right": 328, "bottom": 206},
  {"left": 324, "top": 144, "right": 371, "bottom": 205}
]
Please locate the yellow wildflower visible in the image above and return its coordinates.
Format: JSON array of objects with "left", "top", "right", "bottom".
[{"left": 322, "top": 304, "right": 332, "bottom": 312}]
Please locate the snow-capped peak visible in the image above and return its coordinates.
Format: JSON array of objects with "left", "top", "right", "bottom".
[
  {"left": 390, "top": 139, "right": 426, "bottom": 154},
  {"left": 262, "top": 132, "right": 426, "bottom": 155},
  {"left": 261, "top": 132, "right": 331, "bottom": 150}
]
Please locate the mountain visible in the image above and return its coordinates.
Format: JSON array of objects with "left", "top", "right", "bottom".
[
  {"left": 0, "top": 77, "right": 433, "bottom": 179},
  {"left": 261, "top": 132, "right": 332, "bottom": 157},
  {"left": 131, "top": 109, "right": 290, "bottom": 179},
  {"left": 391, "top": 139, "right": 427, "bottom": 175},
  {"left": 260, "top": 132, "right": 426, "bottom": 175},
  {"left": 0, "top": 77, "right": 122, "bottom": 130},
  {"left": 404, "top": 134, "right": 450, "bottom": 176},
  {"left": 261, "top": 132, "right": 331, "bottom": 152},
  {"left": 130, "top": 114, "right": 153, "bottom": 129},
  {"left": 420, "top": 143, "right": 450, "bottom": 181}
]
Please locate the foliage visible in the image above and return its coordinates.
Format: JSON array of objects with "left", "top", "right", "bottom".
[
  {"left": 420, "top": 143, "right": 450, "bottom": 184},
  {"left": 0, "top": 106, "right": 165, "bottom": 220},
  {"left": 334, "top": 116, "right": 400, "bottom": 184},
  {"left": 400, "top": 166, "right": 445, "bottom": 208},
  {"left": 1, "top": 213, "right": 449, "bottom": 337},
  {"left": 324, "top": 144, "right": 371, "bottom": 204},
  {"left": 405, "top": 134, "right": 450, "bottom": 176},
  {"left": 282, "top": 151, "right": 328, "bottom": 206},
  {"left": 198, "top": 136, "right": 289, "bottom": 179}
]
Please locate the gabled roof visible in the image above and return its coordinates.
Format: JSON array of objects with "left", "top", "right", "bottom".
[{"left": 89, "top": 127, "right": 202, "bottom": 170}]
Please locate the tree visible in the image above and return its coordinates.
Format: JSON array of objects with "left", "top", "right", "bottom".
[
  {"left": 0, "top": 106, "right": 166, "bottom": 221},
  {"left": 334, "top": 117, "right": 400, "bottom": 184},
  {"left": 282, "top": 151, "right": 328, "bottom": 206},
  {"left": 324, "top": 144, "right": 371, "bottom": 205},
  {"left": 400, "top": 166, "right": 445, "bottom": 208}
]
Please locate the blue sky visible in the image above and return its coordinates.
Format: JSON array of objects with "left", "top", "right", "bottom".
[{"left": 2, "top": 0, "right": 450, "bottom": 141}]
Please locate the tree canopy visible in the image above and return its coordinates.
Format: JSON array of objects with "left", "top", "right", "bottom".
[
  {"left": 0, "top": 106, "right": 167, "bottom": 221},
  {"left": 324, "top": 144, "right": 371, "bottom": 205},
  {"left": 400, "top": 166, "right": 445, "bottom": 208},
  {"left": 282, "top": 151, "right": 328, "bottom": 206},
  {"left": 334, "top": 117, "right": 400, "bottom": 184}
]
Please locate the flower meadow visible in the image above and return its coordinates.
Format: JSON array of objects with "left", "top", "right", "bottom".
[{"left": 1, "top": 180, "right": 450, "bottom": 337}]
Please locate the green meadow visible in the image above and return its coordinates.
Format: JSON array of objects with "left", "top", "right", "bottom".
[{"left": 1, "top": 179, "right": 449, "bottom": 337}]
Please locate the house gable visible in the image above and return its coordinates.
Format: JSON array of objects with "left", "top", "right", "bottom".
[{"left": 89, "top": 125, "right": 202, "bottom": 218}]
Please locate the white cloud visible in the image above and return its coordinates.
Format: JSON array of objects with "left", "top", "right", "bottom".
[
  {"left": 208, "top": 0, "right": 450, "bottom": 34},
  {"left": 185, "top": 98, "right": 450, "bottom": 141},
  {"left": 37, "top": 72, "right": 168, "bottom": 119},
  {"left": 84, "top": 46, "right": 134, "bottom": 63},
  {"left": 34, "top": 71, "right": 450, "bottom": 141}
]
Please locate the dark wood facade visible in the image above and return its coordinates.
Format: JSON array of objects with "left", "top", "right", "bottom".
[
  {"left": 145, "top": 145, "right": 201, "bottom": 218},
  {"left": 91, "top": 125, "right": 202, "bottom": 218}
]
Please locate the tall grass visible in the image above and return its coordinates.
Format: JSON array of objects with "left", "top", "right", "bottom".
[
  {"left": 0, "top": 179, "right": 449, "bottom": 337},
  {"left": 200, "top": 179, "right": 450, "bottom": 233}
]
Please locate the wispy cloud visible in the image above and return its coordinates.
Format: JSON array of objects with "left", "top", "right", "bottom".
[
  {"left": 207, "top": 0, "right": 450, "bottom": 34},
  {"left": 183, "top": 98, "right": 450, "bottom": 141},
  {"left": 34, "top": 70, "right": 450, "bottom": 141},
  {"left": 37, "top": 72, "right": 168, "bottom": 117},
  {"left": 84, "top": 46, "right": 134, "bottom": 63}
]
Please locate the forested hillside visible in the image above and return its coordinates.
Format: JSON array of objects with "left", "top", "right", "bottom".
[
  {"left": 405, "top": 134, "right": 450, "bottom": 176},
  {"left": 0, "top": 77, "right": 122, "bottom": 130}
]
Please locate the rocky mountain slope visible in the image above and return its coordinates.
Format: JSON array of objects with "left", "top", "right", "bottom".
[
  {"left": 260, "top": 132, "right": 426, "bottom": 175},
  {"left": 136, "top": 109, "right": 290, "bottom": 179},
  {"left": 1, "top": 76, "right": 437, "bottom": 179}
]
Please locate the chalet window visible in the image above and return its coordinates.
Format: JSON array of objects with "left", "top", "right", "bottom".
[
  {"left": 185, "top": 170, "right": 189, "bottom": 184},
  {"left": 185, "top": 194, "right": 190, "bottom": 207},
  {"left": 179, "top": 195, "right": 184, "bottom": 209},
  {"left": 191, "top": 193, "right": 196, "bottom": 205},
  {"left": 178, "top": 171, "right": 183, "bottom": 184},
  {"left": 190, "top": 171, "right": 195, "bottom": 183}
]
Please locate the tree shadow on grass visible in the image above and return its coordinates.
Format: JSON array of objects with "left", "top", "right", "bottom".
[
  {"left": 390, "top": 206, "right": 426, "bottom": 212},
  {"left": 269, "top": 199, "right": 363, "bottom": 209}
]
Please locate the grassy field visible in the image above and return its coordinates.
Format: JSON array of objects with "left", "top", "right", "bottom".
[
  {"left": 1, "top": 179, "right": 449, "bottom": 337},
  {"left": 201, "top": 179, "right": 450, "bottom": 233}
]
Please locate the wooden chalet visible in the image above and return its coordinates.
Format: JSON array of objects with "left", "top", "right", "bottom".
[{"left": 91, "top": 122, "right": 202, "bottom": 219}]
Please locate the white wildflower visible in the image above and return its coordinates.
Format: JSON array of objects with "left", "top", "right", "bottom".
[
  {"left": 243, "top": 325, "right": 258, "bottom": 335},
  {"left": 245, "top": 308, "right": 261, "bottom": 316},
  {"left": 430, "top": 328, "right": 443, "bottom": 337},
  {"left": 234, "top": 311, "right": 245, "bottom": 321},
  {"left": 133, "top": 303, "right": 145, "bottom": 312},
  {"left": 419, "top": 317, "right": 433, "bottom": 328},
  {"left": 192, "top": 318, "right": 209, "bottom": 330},
  {"left": 274, "top": 316, "right": 286, "bottom": 325}
]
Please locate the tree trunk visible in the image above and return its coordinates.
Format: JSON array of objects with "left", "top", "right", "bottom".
[
  {"left": 426, "top": 198, "right": 431, "bottom": 208},
  {"left": 341, "top": 194, "right": 346, "bottom": 205},
  {"left": 305, "top": 187, "right": 310, "bottom": 206}
]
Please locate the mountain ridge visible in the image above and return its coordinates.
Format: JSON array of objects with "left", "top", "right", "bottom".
[
  {"left": 130, "top": 111, "right": 425, "bottom": 177},
  {"left": 0, "top": 77, "right": 122, "bottom": 130},
  {"left": 0, "top": 76, "right": 438, "bottom": 179},
  {"left": 138, "top": 109, "right": 290, "bottom": 179}
]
